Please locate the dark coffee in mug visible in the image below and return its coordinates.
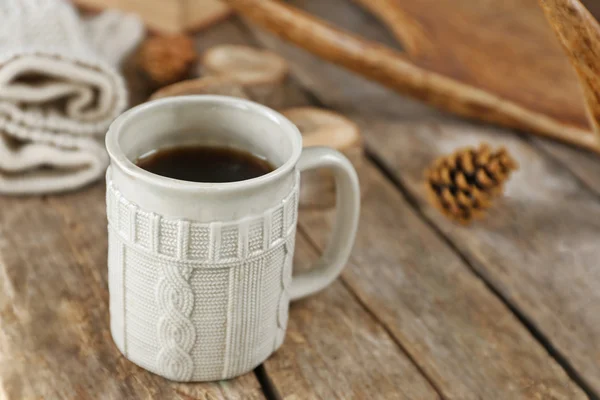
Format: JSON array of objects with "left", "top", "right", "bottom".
[{"left": 136, "top": 145, "right": 275, "bottom": 183}]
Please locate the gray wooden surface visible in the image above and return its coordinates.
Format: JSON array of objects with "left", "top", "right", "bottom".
[{"left": 0, "top": 1, "right": 599, "bottom": 399}]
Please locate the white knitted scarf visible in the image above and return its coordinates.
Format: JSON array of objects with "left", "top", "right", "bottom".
[{"left": 0, "top": 0, "right": 144, "bottom": 194}]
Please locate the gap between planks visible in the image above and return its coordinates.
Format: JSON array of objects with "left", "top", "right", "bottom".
[
  {"left": 365, "top": 149, "right": 600, "bottom": 400},
  {"left": 234, "top": 5, "right": 598, "bottom": 399},
  {"left": 234, "top": 17, "right": 591, "bottom": 398},
  {"left": 234, "top": 19, "right": 447, "bottom": 398},
  {"left": 528, "top": 135, "right": 600, "bottom": 203},
  {"left": 194, "top": 15, "right": 591, "bottom": 398},
  {"left": 272, "top": 51, "right": 600, "bottom": 395},
  {"left": 295, "top": 226, "right": 447, "bottom": 399},
  {"left": 193, "top": 20, "right": 443, "bottom": 399},
  {"left": 254, "top": 365, "right": 282, "bottom": 400}
]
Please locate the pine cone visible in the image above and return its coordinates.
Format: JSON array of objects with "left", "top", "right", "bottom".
[
  {"left": 425, "top": 144, "right": 518, "bottom": 224},
  {"left": 138, "top": 34, "right": 197, "bottom": 86}
]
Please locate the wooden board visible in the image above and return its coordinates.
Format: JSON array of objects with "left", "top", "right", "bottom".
[
  {"left": 240, "top": 0, "right": 600, "bottom": 395},
  {"left": 364, "top": 119, "right": 600, "bottom": 396},
  {"left": 189, "top": 21, "right": 442, "bottom": 399},
  {"left": 223, "top": 0, "right": 600, "bottom": 154},
  {"left": 0, "top": 184, "right": 264, "bottom": 399},
  {"left": 0, "top": 180, "right": 436, "bottom": 399},
  {"left": 215, "top": 13, "right": 588, "bottom": 399},
  {"left": 534, "top": 137, "right": 600, "bottom": 195},
  {"left": 266, "top": 232, "right": 439, "bottom": 399},
  {"left": 298, "top": 164, "right": 589, "bottom": 399},
  {"left": 0, "top": 19, "right": 438, "bottom": 400}
]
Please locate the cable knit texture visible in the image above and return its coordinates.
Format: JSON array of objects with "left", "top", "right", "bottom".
[
  {"left": 106, "top": 173, "right": 299, "bottom": 381},
  {"left": 0, "top": 0, "right": 143, "bottom": 194}
]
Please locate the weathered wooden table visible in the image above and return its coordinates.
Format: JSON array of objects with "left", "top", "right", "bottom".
[{"left": 2, "top": 1, "right": 600, "bottom": 399}]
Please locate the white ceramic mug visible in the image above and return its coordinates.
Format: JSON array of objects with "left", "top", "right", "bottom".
[{"left": 104, "top": 96, "right": 360, "bottom": 382}]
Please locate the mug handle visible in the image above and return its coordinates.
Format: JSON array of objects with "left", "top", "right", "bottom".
[{"left": 290, "top": 147, "right": 361, "bottom": 301}]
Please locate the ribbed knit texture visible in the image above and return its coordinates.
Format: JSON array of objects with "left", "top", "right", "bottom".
[
  {"left": 106, "top": 173, "right": 299, "bottom": 381},
  {"left": 0, "top": 0, "right": 143, "bottom": 194}
]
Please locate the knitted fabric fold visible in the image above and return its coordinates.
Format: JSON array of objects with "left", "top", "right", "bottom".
[{"left": 0, "top": 0, "right": 144, "bottom": 194}]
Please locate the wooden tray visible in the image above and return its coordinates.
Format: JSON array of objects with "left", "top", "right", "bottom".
[{"left": 223, "top": 0, "right": 600, "bottom": 154}]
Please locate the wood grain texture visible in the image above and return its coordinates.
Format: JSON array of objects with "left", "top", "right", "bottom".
[
  {"left": 534, "top": 137, "right": 600, "bottom": 195},
  {"left": 190, "top": 20, "right": 442, "bottom": 399},
  {"left": 223, "top": 0, "right": 600, "bottom": 153},
  {"left": 0, "top": 185, "right": 264, "bottom": 399},
  {"left": 240, "top": 7, "right": 585, "bottom": 399},
  {"left": 264, "top": 233, "right": 439, "bottom": 400},
  {"left": 241, "top": 2, "right": 600, "bottom": 393},
  {"left": 2, "top": 8, "right": 596, "bottom": 398},
  {"left": 363, "top": 120, "right": 600, "bottom": 395},
  {"left": 298, "top": 164, "right": 586, "bottom": 400},
  {"left": 0, "top": 19, "right": 439, "bottom": 400},
  {"left": 539, "top": 0, "right": 600, "bottom": 134}
]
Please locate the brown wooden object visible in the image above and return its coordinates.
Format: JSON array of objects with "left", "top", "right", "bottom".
[
  {"left": 0, "top": 185, "right": 266, "bottom": 399},
  {"left": 282, "top": 107, "right": 365, "bottom": 208},
  {"left": 73, "top": 0, "right": 231, "bottom": 34},
  {"left": 150, "top": 76, "right": 250, "bottom": 100},
  {"left": 2, "top": 13, "right": 598, "bottom": 398},
  {"left": 244, "top": 1, "right": 600, "bottom": 389},
  {"left": 201, "top": 45, "right": 289, "bottom": 108},
  {"left": 223, "top": 0, "right": 600, "bottom": 154},
  {"left": 137, "top": 34, "right": 197, "bottom": 86},
  {"left": 202, "top": 45, "right": 288, "bottom": 86},
  {"left": 538, "top": 0, "right": 600, "bottom": 135}
]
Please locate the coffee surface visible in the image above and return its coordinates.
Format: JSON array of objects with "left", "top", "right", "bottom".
[{"left": 136, "top": 145, "right": 274, "bottom": 183}]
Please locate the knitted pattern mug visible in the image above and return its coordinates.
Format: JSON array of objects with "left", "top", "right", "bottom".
[{"left": 105, "top": 96, "right": 360, "bottom": 382}]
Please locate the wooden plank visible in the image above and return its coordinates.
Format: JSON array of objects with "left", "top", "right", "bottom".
[
  {"left": 360, "top": 120, "right": 600, "bottom": 395},
  {"left": 0, "top": 19, "right": 440, "bottom": 400},
  {"left": 0, "top": 24, "right": 263, "bottom": 399},
  {"left": 190, "top": 20, "right": 441, "bottom": 399},
  {"left": 240, "top": 1, "right": 595, "bottom": 398},
  {"left": 240, "top": 0, "right": 600, "bottom": 395},
  {"left": 0, "top": 184, "right": 264, "bottom": 399},
  {"left": 265, "top": 232, "right": 439, "bottom": 400},
  {"left": 298, "top": 164, "right": 587, "bottom": 399}
]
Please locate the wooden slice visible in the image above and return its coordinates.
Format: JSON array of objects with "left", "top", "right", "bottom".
[
  {"left": 201, "top": 45, "right": 289, "bottom": 108},
  {"left": 202, "top": 44, "right": 289, "bottom": 85},
  {"left": 149, "top": 76, "right": 250, "bottom": 100},
  {"left": 282, "top": 107, "right": 366, "bottom": 209}
]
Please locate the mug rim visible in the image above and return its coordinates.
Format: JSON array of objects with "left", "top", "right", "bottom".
[{"left": 105, "top": 95, "right": 303, "bottom": 193}]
